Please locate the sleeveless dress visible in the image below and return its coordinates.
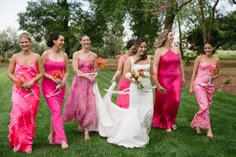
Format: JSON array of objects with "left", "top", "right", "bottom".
[
  {"left": 42, "top": 59, "right": 67, "bottom": 144},
  {"left": 9, "top": 61, "right": 40, "bottom": 152},
  {"left": 116, "top": 55, "right": 130, "bottom": 108},
  {"left": 152, "top": 49, "right": 182, "bottom": 129},
  {"left": 191, "top": 63, "right": 216, "bottom": 129},
  {"left": 95, "top": 57, "right": 154, "bottom": 148},
  {"left": 63, "top": 59, "right": 97, "bottom": 131}
]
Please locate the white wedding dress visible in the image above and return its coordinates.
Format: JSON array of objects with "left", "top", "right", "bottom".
[{"left": 94, "top": 57, "right": 154, "bottom": 148}]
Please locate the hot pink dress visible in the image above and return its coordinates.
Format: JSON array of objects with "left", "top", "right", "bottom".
[
  {"left": 116, "top": 55, "right": 130, "bottom": 108},
  {"left": 42, "top": 59, "right": 67, "bottom": 144},
  {"left": 9, "top": 61, "right": 40, "bottom": 153},
  {"left": 191, "top": 63, "right": 216, "bottom": 129},
  {"left": 63, "top": 59, "right": 97, "bottom": 130},
  {"left": 152, "top": 49, "right": 182, "bottom": 129}
]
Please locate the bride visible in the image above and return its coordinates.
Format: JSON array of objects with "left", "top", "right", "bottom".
[{"left": 94, "top": 39, "right": 154, "bottom": 148}]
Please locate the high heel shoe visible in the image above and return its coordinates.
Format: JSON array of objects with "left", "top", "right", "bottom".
[
  {"left": 196, "top": 127, "right": 202, "bottom": 134},
  {"left": 172, "top": 125, "right": 177, "bottom": 130}
]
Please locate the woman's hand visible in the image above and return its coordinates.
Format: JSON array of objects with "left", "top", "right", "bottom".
[{"left": 157, "top": 85, "right": 166, "bottom": 94}]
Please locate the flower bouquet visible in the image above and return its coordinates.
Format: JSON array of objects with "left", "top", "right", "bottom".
[
  {"left": 125, "top": 69, "right": 144, "bottom": 89},
  {"left": 200, "top": 66, "right": 218, "bottom": 87},
  {"left": 46, "top": 71, "right": 64, "bottom": 97},
  {"left": 52, "top": 71, "right": 64, "bottom": 89},
  {"left": 97, "top": 57, "right": 105, "bottom": 69},
  {"left": 15, "top": 76, "right": 38, "bottom": 99}
]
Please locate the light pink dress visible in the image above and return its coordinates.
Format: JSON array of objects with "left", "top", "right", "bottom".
[
  {"left": 116, "top": 55, "right": 130, "bottom": 108},
  {"left": 152, "top": 49, "right": 182, "bottom": 129},
  {"left": 191, "top": 63, "right": 216, "bottom": 129},
  {"left": 63, "top": 59, "right": 97, "bottom": 130},
  {"left": 9, "top": 61, "right": 40, "bottom": 153},
  {"left": 42, "top": 59, "right": 67, "bottom": 144}
]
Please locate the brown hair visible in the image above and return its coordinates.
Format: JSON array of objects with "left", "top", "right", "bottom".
[
  {"left": 133, "top": 38, "right": 148, "bottom": 63},
  {"left": 154, "top": 29, "right": 171, "bottom": 48}
]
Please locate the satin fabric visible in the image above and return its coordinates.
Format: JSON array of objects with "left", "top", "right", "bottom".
[
  {"left": 191, "top": 63, "right": 216, "bottom": 129},
  {"left": 42, "top": 59, "right": 67, "bottom": 144},
  {"left": 9, "top": 61, "right": 40, "bottom": 152},
  {"left": 95, "top": 57, "right": 153, "bottom": 148},
  {"left": 63, "top": 59, "right": 97, "bottom": 131},
  {"left": 116, "top": 55, "right": 130, "bottom": 108},
  {"left": 152, "top": 49, "right": 182, "bottom": 129}
]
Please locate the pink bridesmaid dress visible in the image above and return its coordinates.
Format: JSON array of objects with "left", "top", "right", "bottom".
[
  {"left": 191, "top": 63, "right": 216, "bottom": 129},
  {"left": 152, "top": 49, "right": 182, "bottom": 129},
  {"left": 42, "top": 59, "right": 67, "bottom": 144},
  {"left": 63, "top": 59, "right": 97, "bottom": 130},
  {"left": 116, "top": 55, "right": 130, "bottom": 109},
  {"left": 9, "top": 61, "right": 40, "bottom": 153}
]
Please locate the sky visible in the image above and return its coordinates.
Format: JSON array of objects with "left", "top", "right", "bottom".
[{"left": 0, "top": 0, "right": 236, "bottom": 32}]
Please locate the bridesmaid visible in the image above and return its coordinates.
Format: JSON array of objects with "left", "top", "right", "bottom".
[
  {"left": 110, "top": 39, "right": 136, "bottom": 108},
  {"left": 152, "top": 30, "right": 185, "bottom": 132},
  {"left": 189, "top": 42, "right": 220, "bottom": 138},
  {"left": 41, "top": 32, "right": 69, "bottom": 149},
  {"left": 8, "top": 32, "right": 43, "bottom": 153},
  {"left": 63, "top": 35, "right": 98, "bottom": 140}
]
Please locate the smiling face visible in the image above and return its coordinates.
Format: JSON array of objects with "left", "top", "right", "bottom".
[
  {"left": 19, "top": 37, "right": 31, "bottom": 51},
  {"left": 128, "top": 45, "right": 136, "bottom": 56},
  {"left": 137, "top": 41, "right": 147, "bottom": 56},
  {"left": 204, "top": 43, "right": 214, "bottom": 56},
  {"left": 53, "top": 35, "right": 64, "bottom": 49},
  {"left": 166, "top": 32, "right": 174, "bottom": 44},
  {"left": 80, "top": 35, "right": 91, "bottom": 49}
]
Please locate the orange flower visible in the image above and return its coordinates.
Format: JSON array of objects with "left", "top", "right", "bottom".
[
  {"left": 97, "top": 57, "right": 105, "bottom": 68},
  {"left": 52, "top": 71, "right": 64, "bottom": 80},
  {"left": 16, "top": 77, "right": 25, "bottom": 89}
]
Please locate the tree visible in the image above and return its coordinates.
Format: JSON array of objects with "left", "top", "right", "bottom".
[{"left": 18, "top": 0, "right": 84, "bottom": 56}]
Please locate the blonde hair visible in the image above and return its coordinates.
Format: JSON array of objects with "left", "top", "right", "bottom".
[
  {"left": 19, "top": 32, "right": 32, "bottom": 43},
  {"left": 154, "top": 29, "right": 171, "bottom": 48}
]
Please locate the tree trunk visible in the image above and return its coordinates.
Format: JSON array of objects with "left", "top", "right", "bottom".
[
  {"left": 198, "top": 0, "right": 207, "bottom": 44},
  {"left": 58, "top": 0, "right": 70, "bottom": 56},
  {"left": 177, "top": 14, "right": 183, "bottom": 57},
  {"left": 207, "top": 0, "right": 219, "bottom": 42}
]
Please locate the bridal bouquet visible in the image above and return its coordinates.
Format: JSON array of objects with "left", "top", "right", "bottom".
[{"left": 125, "top": 69, "right": 144, "bottom": 89}]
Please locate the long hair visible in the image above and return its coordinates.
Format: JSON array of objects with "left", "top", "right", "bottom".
[
  {"left": 133, "top": 38, "right": 148, "bottom": 64},
  {"left": 154, "top": 29, "right": 171, "bottom": 48}
]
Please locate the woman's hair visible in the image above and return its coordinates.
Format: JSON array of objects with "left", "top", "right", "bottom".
[
  {"left": 154, "top": 29, "right": 171, "bottom": 48},
  {"left": 204, "top": 41, "right": 216, "bottom": 54},
  {"left": 133, "top": 38, "right": 148, "bottom": 63},
  {"left": 125, "top": 39, "right": 136, "bottom": 49},
  {"left": 47, "top": 32, "right": 63, "bottom": 47},
  {"left": 19, "top": 32, "right": 32, "bottom": 43},
  {"left": 80, "top": 34, "right": 90, "bottom": 41}
]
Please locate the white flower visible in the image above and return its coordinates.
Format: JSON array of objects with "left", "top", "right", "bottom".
[
  {"left": 131, "top": 78, "right": 136, "bottom": 82},
  {"left": 137, "top": 76, "right": 142, "bottom": 82},
  {"left": 125, "top": 72, "right": 132, "bottom": 79}
]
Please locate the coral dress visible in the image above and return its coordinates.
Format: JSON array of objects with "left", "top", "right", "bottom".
[
  {"left": 152, "top": 49, "right": 182, "bottom": 129},
  {"left": 191, "top": 63, "right": 216, "bottom": 129},
  {"left": 116, "top": 55, "right": 130, "bottom": 108},
  {"left": 42, "top": 59, "right": 67, "bottom": 144},
  {"left": 63, "top": 59, "right": 97, "bottom": 131},
  {"left": 95, "top": 57, "right": 153, "bottom": 148},
  {"left": 9, "top": 61, "right": 40, "bottom": 152}
]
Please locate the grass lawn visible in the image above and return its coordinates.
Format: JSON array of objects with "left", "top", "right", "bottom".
[{"left": 0, "top": 67, "right": 236, "bottom": 157}]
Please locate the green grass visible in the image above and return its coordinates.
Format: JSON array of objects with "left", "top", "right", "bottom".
[{"left": 0, "top": 67, "right": 236, "bottom": 157}]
